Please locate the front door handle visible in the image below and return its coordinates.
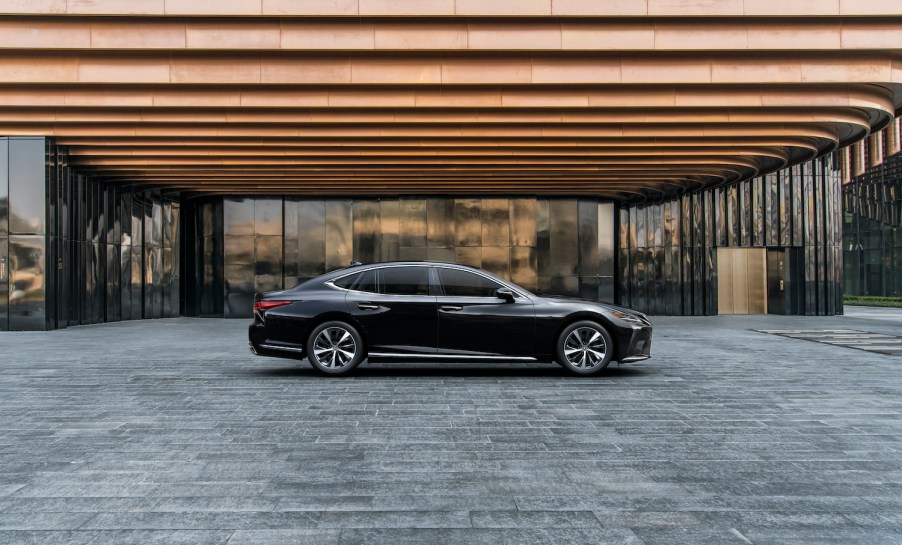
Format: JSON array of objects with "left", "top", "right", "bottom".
[
  {"left": 440, "top": 305, "right": 463, "bottom": 311},
  {"left": 357, "top": 303, "right": 379, "bottom": 310}
]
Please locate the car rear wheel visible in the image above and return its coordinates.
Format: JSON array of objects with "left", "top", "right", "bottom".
[
  {"left": 306, "top": 321, "right": 365, "bottom": 375},
  {"left": 555, "top": 320, "right": 614, "bottom": 376}
]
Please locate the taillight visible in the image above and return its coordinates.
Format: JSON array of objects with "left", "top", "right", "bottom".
[{"left": 254, "top": 300, "right": 293, "bottom": 312}]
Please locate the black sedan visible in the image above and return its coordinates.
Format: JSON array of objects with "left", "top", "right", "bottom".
[{"left": 249, "top": 261, "right": 652, "bottom": 376}]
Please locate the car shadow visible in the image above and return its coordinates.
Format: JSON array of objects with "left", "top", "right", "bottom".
[{"left": 244, "top": 363, "right": 650, "bottom": 379}]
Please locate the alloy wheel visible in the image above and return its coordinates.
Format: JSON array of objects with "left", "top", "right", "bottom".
[
  {"left": 563, "top": 327, "right": 607, "bottom": 369},
  {"left": 312, "top": 327, "right": 357, "bottom": 369}
]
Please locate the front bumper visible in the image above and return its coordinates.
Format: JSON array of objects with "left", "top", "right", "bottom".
[{"left": 619, "top": 325, "right": 652, "bottom": 363}]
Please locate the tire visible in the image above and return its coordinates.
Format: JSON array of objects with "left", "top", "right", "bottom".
[
  {"left": 306, "top": 321, "right": 365, "bottom": 375},
  {"left": 555, "top": 320, "right": 614, "bottom": 376}
]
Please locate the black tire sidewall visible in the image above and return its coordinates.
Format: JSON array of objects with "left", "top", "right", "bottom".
[
  {"left": 556, "top": 320, "right": 614, "bottom": 375},
  {"left": 306, "top": 321, "right": 365, "bottom": 375}
]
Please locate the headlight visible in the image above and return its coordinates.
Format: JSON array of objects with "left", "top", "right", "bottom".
[{"left": 612, "top": 311, "right": 645, "bottom": 325}]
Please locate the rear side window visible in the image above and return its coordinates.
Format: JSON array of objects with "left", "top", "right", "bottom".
[
  {"left": 379, "top": 267, "right": 430, "bottom": 296},
  {"left": 438, "top": 268, "right": 503, "bottom": 297},
  {"left": 332, "top": 269, "right": 377, "bottom": 293}
]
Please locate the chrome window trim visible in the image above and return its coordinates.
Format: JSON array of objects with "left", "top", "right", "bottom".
[
  {"left": 431, "top": 264, "right": 529, "bottom": 299},
  {"left": 259, "top": 343, "right": 305, "bottom": 353},
  {"left": 325, "top": 263, "right": 531, "bottom": 299}
]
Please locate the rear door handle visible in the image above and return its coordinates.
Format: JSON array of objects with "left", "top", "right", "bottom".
[
  {"left": 440, "top": 305, "right": 463, "bottom": 311},
  {"left": 357, "top": 303, "right": 380, "bottom": 310}
]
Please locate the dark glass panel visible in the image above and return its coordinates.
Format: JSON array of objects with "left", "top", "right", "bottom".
[
  {"left": 380, "top": 199, "right": 400, "bottom": 262},
  {"left": 598, "top": 275, "right": 614, "bottom": 304},
  {"left": 635, "top": 205, "right": 646, "bottom": 249},
  {"left": 325, "top": 200, "right": 352, "bottom": 271},
  {"left": 426, "top": 246, "right": 455, "bottom": 262},
  {"left": 727, "top": 184, "right": 739, "bottom": 246},
  {"left": 454, "top": 198, "right": 481, "bottom": 247},
  {"left": 255, "top": 236, "right": 283, "bottom": 293},
  {"left": 8, "top": 235, "right": 45, "bottom": 330},
  {"left": 651, "top": 202, "right": 663, "bottom": 248},
  {"left": 598, "top": 202, "right": 615, "bottom": 277},
  {"left": 295, "top": 200, "right": 326, "bottom": 277},
  {"left": 777, "top": 170, "right": 789, "bottom": 246},
  {"left": 481, "top": 245, "right": 510, "bottom": 279},
  {"left": 510, "top": 198, "right": 537, "bottom": 247},
  {"left": 106, "top": 243, "right": 120, "bottom": 322},
  {"left": 399, "top": 198, "right": 427, "bottom": 247},
  {"left": 794, "top": 164, "right": 806, "bottom": 247},
  {"left": 454, "top": 246, "right": 481, "bottom": 268},
  {"left": 0, "top": 139, "right": 8, "bottom": 237},
  {"left": 714, "top": 187, "right": 725, "bottom": 247},
  {"left": 223, "top": 197, "right": 254, "bottom": 236},
  {"left": 352, "top": 200, "right": 380, "bottom": 264},
  {"left": 577, "top": 199, "right": 598, "bottom": 276},
  {"left": 549, "top": 199, "right": 579, "bottom": 277},
  {"left": 224, "top": 261, "right": 253, "bottom": 319},
  {"left": 8, "top": 138, "right": 46, "bottom": 236},
  {"left": 120, "top": 191, "right": 132, "bottom": 246},
  {"left": 578, "top": 276, "right": 598, "bottom": 301},
  {"left": 628, "top": 205, "right": 637, "bottom": 249},
  {"left": 663, "top": 242, "right": 673, "bottom": 315},
  {"left": 741, "top": 180, "right": 751, "bottom": 247},
  {"left": 399, "top": 246, "right": 428, "bottom": 261},
  {"left": 426, "top": 198, "right": 454, "bottom": 247},
  {"left": 539, "top": 275, "right": 578, "bottom": 297},
  {"left": 120, "top": 245, "right": 131, "bottom": 321},
  {"left": 254, "top": 198, "right": 282, "bottom": 236},
  {"left": 282, "top": 198, "right": 299, "bottom": 283},
  {"left": 481, "top": 198, "right": 510, "bottom": 247},
  {"left": 0, "top": 237, "right": 8, "bottom": 331},
  {"left": 681, "top": 248, "right": 692, "bottom": 314},
  {"left": 753, "top": 176, "right": 764, "bottom": 247},
  {"left": 536, "top": 199, "right": 550, "bottom": 276},
  {"left": 510, "top": 245, "right": 537, "bottom": 292}
]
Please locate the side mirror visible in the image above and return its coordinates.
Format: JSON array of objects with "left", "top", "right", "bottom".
[{"left": 495, "top": 288, "right": 516, "bottom": 303}]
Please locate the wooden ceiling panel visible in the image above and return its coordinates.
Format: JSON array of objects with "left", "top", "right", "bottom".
[{"left": 0, "top": 5, "right": 900, "bottom": 198}]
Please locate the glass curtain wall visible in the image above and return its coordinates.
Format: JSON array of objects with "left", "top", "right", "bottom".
[
  {"left": 0, "top": 137, "right": 179, "bottom": 331},
  {"left": 843, "top": 152, "right": 902, "bottom": 296},
  {"left": 619, "top": 153, "right": 844, "bottom": 316},
  {"left": 183, "top": 197, "right": 617, "bottom": 318}
]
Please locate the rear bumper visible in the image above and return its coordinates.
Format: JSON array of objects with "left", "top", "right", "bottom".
[{"left": 249, "top": 323, "right": 306, "bottom": 360}]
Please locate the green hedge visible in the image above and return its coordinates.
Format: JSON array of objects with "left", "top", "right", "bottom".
[{"left": 844, "top": 295, "right": 902, "bottom": 308}]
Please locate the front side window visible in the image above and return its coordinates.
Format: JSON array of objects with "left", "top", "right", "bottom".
[
  {"left": 379, "top": 267, "right": 430, "bottom": 296},
  {"left": 438, "top": 268, "right": 504, "bottom": 297}
]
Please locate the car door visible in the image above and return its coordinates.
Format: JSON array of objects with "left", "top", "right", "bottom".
[
  {"left": 344, "top": 265, "right": 438, "bottom": 355},
  {"left": 434, "top": 266, "right": 535, "bottom": 357}
]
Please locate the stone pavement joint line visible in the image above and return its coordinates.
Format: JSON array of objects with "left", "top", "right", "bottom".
[
  {"left": 0, "top": 311, "right": 901, "bottom": 545},
  {"left": 756, "top": 329, "right": 902, "bottom": 356}
]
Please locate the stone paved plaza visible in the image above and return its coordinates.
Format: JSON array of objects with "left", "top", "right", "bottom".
[{"left": 1, "top": 310, "right": 901, "bottom": 545}]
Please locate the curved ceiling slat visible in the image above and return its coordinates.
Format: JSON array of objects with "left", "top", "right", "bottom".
[{"left": 0, "top": 4, "right": 900, "bottom": 198}]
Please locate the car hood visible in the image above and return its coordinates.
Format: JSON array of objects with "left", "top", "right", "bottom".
[{"left": 537, "top": 294, "right": 647, "bottom": 317}]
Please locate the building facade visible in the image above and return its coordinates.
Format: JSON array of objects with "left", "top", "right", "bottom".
[{"left": 1, "top": 2, "right": 901, "bottom": 329}]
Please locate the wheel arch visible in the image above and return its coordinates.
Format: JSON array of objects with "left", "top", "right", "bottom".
[
  {"left": 307, "top": 312, "right": 369, "bottom": 350},
  {"left": 551, "top": 312, "right": 619, "bottom": 358}
]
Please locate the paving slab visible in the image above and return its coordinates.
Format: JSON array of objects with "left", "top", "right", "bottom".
[{"left": 0, "top": 310, "right": 901, "bottom": 544}]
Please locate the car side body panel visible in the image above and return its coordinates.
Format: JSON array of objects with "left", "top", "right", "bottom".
[{"left": 248, "top": 261, "right": 652, "bottom": 366}]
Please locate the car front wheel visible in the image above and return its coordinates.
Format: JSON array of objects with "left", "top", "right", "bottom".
[
  {"left": 555, "top": 320, "right": 614, "bottom": 376},
  {"left": 306, "top": 321, "right": 365, "bottom": 375}
]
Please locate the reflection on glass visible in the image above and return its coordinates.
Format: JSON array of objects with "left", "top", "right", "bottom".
[{"left": 9, "top": 235, "right": 45, "bottom": 330}]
